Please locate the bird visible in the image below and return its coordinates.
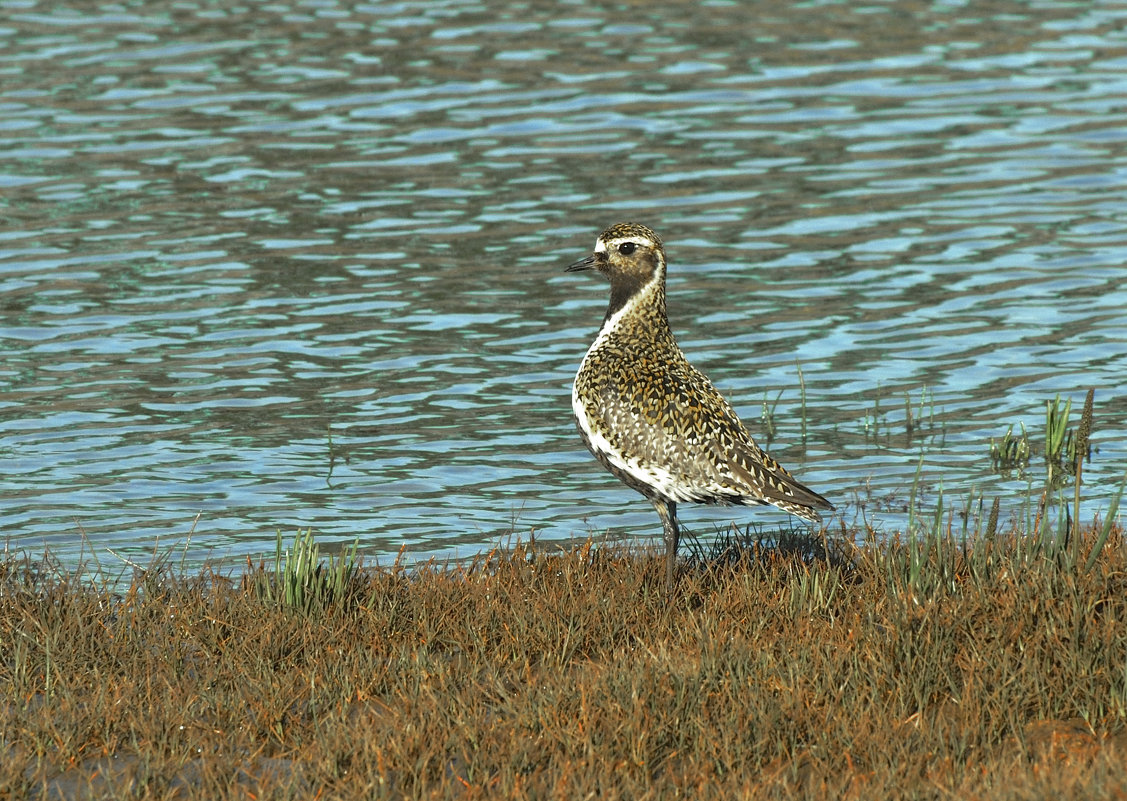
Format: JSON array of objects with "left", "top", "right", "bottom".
[{"left": 567, "top": 222, "right": 833, "bottom": 591}]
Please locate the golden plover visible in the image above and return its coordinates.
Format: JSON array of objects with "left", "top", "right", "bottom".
[{"left": 568, "top": 222, "right": 833, "bottom": 590}]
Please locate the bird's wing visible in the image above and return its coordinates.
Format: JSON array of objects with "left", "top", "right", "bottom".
[
  {"left": 587, "top": 360, "right": 831, "bottom": 515},
  {"left": 713, "top": 439, "right": 834, "bottom": 518}
]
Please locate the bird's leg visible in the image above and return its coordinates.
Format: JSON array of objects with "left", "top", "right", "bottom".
[{"left": 651, "top": 498, "right": 680, "bottom": 592}]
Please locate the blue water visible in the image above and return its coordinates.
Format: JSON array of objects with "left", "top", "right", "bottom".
[{"left": 2, "top": 0, "right": 1125, "bottom": 571}]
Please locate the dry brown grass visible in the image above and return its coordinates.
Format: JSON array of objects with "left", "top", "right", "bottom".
[{"left": 3, "top": 523, "right": 1127, "bottom": 799}]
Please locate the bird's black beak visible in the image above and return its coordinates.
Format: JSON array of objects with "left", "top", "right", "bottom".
[{"left": 566, "top": 253, "right": 598, "bottom": 272}]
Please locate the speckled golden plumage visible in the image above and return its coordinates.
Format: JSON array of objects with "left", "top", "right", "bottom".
[{"left": 568, "top": 222, "right": 833, "bottom": 590}]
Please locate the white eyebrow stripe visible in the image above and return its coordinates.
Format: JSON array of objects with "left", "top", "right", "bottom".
[
  {"left": 609, "top": 236, "right": 655, "bottom": 250},
  {"left": 594, "top": 238, "right": 607, "bottom": 253}
]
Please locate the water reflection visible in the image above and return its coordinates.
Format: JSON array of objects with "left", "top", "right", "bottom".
[{"left": 2, "top": 0, "right": 1125, "bottom": 571}]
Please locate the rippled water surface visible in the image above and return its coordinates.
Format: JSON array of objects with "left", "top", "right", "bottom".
[{"left": 3, "top": 0, "right": 1126, "bottom": 570}]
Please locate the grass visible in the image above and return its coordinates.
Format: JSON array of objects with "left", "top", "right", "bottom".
[
  {"left": 990, "top": 422, "right": 1031, "bottom": 473},
  {"left": 760, "top": 388, "right": 782, "bottom": 447},
  {"left": 860, "top": 385, "right": 943, "bottom": 448},
  {"left": 249, "top": 529, "right": 361, "bottom": 614},
  {"left": 3, "top": 517, "right": 1127, "bottom": 800},
  {"left": 992, "top": 390, "right": 1097, "bottom": 489}
]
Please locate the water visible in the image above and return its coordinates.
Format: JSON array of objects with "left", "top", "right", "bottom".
[{"left": 3, "top": 0, "right": 1126, "bottom": 571}]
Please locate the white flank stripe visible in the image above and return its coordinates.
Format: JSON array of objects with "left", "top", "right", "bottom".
[{"left": 573, "top": 270, "right": 689, "bottom": 500}]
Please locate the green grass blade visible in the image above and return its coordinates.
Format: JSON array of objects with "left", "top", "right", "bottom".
[{"left": 1084, "top": 470, "right": 1126, "bottom": 575}]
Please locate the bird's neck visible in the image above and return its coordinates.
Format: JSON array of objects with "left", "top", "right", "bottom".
[{"left": 600, "top": 270, "right": 672, "bottom": 339}]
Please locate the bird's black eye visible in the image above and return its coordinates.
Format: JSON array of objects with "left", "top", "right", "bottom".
[{"left": 618, "top": 242, "right": 636, "bottom": 255}]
